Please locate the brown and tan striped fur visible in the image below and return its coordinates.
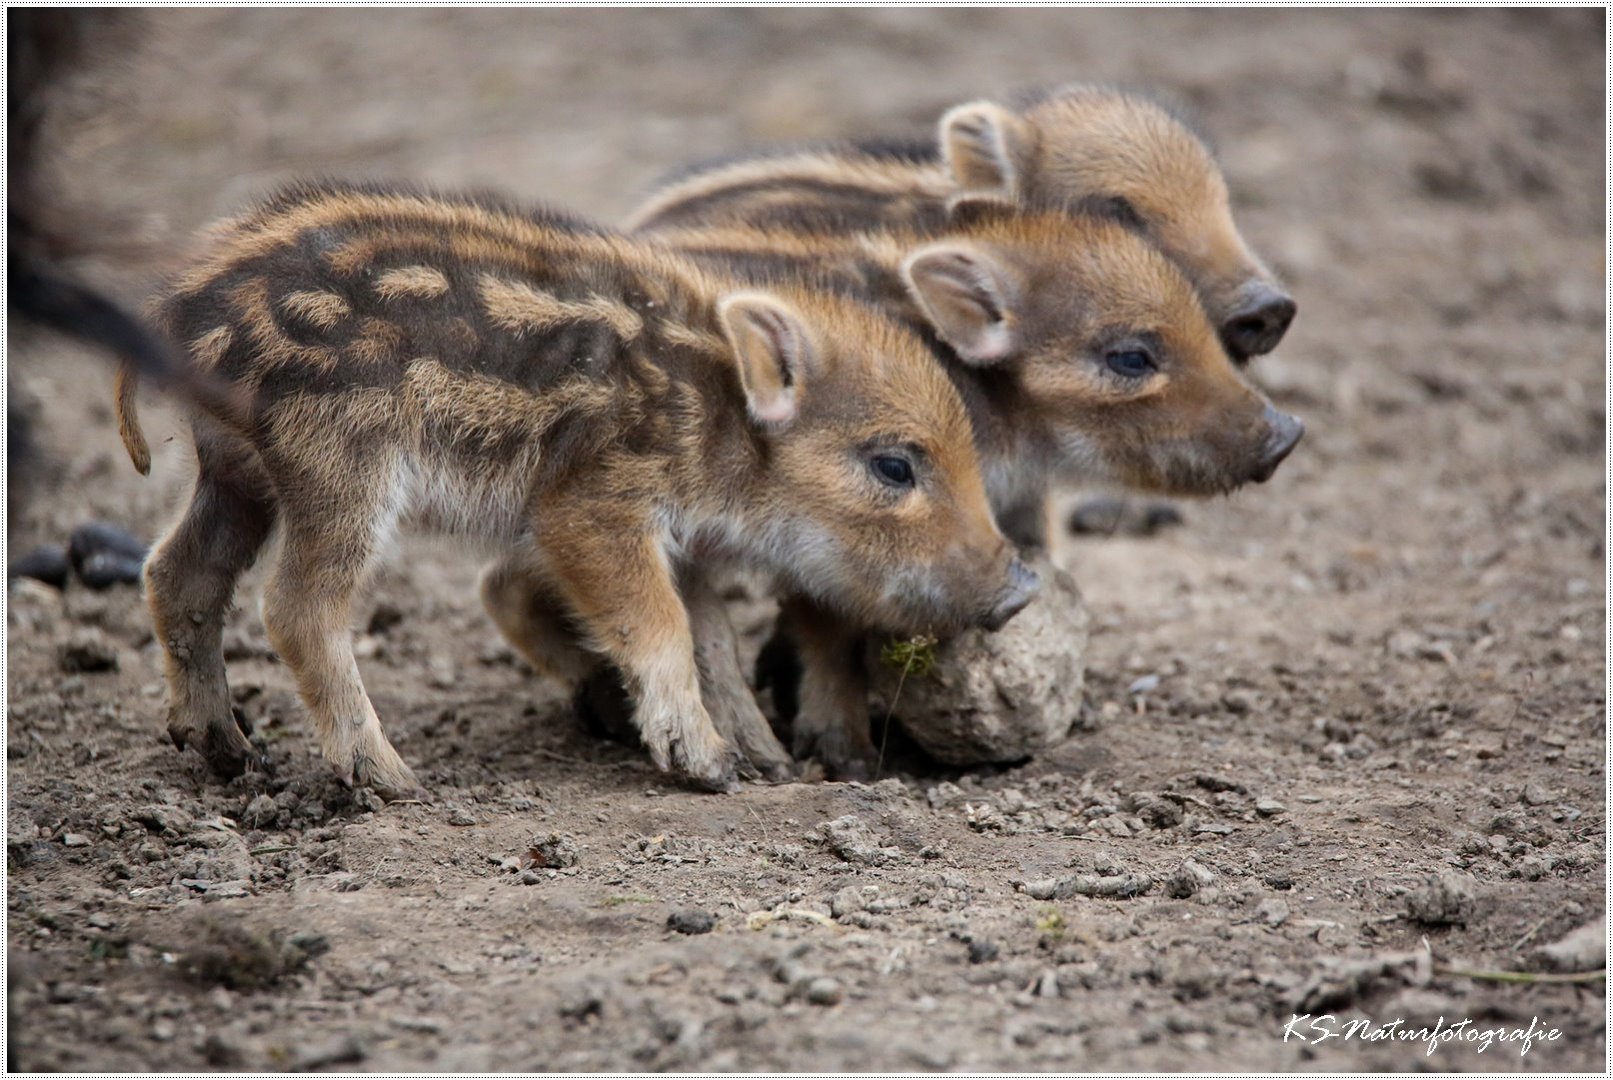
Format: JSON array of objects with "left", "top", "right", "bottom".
[
  {"left": 497, "top": 207, "right": 1304, "bottom": 776},
  {"left": 626, "top": 85, "right": 1295, "bottom": 364},
  {"left": 127, "top": 181, "right": 1032, "bottom": 795}
]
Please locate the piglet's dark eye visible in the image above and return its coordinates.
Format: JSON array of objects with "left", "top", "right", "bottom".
[
  {"left": 871, "top": 454, "right": 915, "bottom": 488},
  {"left": 1100, "top": 196, "right": 1145, "bottom": 231},
  {"left": 1105, "top": 348, "right": 1156, "bottom": 379}
]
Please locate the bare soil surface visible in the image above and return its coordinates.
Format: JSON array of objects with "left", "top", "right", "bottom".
[{"left": 6, "top": 9, "right": 1606, "bottom": 1072}]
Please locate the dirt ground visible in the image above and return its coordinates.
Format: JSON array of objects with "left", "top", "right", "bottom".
[{"left": 5, "top": 9, "right": 1606, "bottom": 1072}]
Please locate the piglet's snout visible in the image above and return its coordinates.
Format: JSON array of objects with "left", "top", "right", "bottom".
[
  {"left": 1249, "top": 405, "right": 1305, "bottom": 483},
  {"left": 979, "top": 557, "right": 1040, "bottom": 632}
]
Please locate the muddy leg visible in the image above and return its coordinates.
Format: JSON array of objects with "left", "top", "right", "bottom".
[
  {"left": 538, "top": 510, "right": 738, "bottom": 792},
  {"left": 683, "top": 575, "right": 796, "bottom": 783},
  {"left": 484, "top": 554, "right": 793, "bottom": 782},
  {"left": 754, "top": 626, "right": 804, "bottom": 734},
  {"left": 144, "top": 438, "right": 276, "bottom": 779},
  {"left": 780, "top": 597, "right": 877, "bottom": 780},
  {"left": 480, "top": 551, "right": 638, "bottom": 742},
  {"left": 480, "top": 551, "right": 597, "bottom": 685},
  {"left": 260, "top": 487, "right": 422, "bottom": 801}
]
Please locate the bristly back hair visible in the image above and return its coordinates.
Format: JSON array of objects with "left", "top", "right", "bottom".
[
  {"left": 234, "top": 177, "right": 608, "bottom": 239},
  {"left": 1010, "top": 81, "right": 1219, "bottom": 157}
]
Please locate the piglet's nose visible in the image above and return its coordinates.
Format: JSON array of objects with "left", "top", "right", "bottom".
[
  {"left": 980, "top": 558, "right": 1040, "bottom": 632},
  {"left": 1250, "top": 405, "right": 1304, "bottom": 483},
  {"left": 1221, "top": 284, "right": 1297, "bottom": 363}
]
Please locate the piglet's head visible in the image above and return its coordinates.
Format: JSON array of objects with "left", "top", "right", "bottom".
[
  {"left": 939, "top": 85, "right": 1295, "bottom": 364},
  {"left": 718, "top": 290, "right": 1037, "bottom": 635},
  {"left": 901, "top": 214, "right": 1303, "bottom": 497}
]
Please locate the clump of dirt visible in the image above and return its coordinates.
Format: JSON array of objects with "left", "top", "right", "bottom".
[{"left": 174, "top": 917, "right": 329, "bottom": 991}]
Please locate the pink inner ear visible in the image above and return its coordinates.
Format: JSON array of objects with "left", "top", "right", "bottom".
[
  {"left": 958, "top": 320, "right": 1015, "bottom": 365},
  {"left": 750, "top": 390, "right": 796, "bottom": 426}
]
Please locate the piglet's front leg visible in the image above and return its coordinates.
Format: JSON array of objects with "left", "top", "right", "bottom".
[
  {"left": 536, "top": 504, "right": 740, "bottom": 793},
  {"left": 681, "top": 574, "right": 796, "bottom": 782},
  {"left": 779, "top": 597, "right": 879, "bottom": 781}
]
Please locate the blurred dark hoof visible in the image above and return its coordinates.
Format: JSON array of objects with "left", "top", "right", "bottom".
[
  {"left": 754, "top": 630, "right": 803, "bottom": 727},
  {"left": 8, "top": 543, "right": 69, "bottom": 589},
  {"left": 68, "top": 522, "right": 147, "bottom": 588},
  {"left": 1067, "top": 496, "right": 1184, "bottom": 538},
  {"left": 572, "top": 667, "right": 638, "bottom": 745}
]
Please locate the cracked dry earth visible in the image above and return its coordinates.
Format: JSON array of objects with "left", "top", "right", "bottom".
[{"left": 5, "top": 8, "right": 1606, "bottom": 1072}]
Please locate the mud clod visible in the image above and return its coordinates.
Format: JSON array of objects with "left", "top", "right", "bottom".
[
  {"left": 819, "top": 815, "right": 898, "bottom": 867},
  {"left": 1403, "top": 871, "right": 1476, "bottom": 926},
  {"left": 967, "top": 939, "right": 1000, "bottom": 964},
  {"left": 1165, "top": 859, "right": 1217, "bottom": 899},
  {"left": 803, "top": 976, "right": 843, "bottom": 1006},
  {"left": 867, "top": 555, "right": 1091, "bottom": 764},
  {"left": 527, "top": 832, "right": 580, "bottom": 869},
  {"left": 58, "top": 629, "right": 118, "bottom": 673},
  {"left": 175, "top": 919, "right": 328, "bottom": 991},
  {"left": 667, "top": 910, "right": 716, "bottom": 935}
]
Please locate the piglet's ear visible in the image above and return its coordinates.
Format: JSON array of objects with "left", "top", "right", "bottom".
[
  {"left": 940, "top": 101, "right": 1029, "bottom": 198},
  {"left": 718, "top": 292, "right": 818, "bottom": 431},
  {"left": 901, "top": 243, "right": 1020, "bottom": 366}
]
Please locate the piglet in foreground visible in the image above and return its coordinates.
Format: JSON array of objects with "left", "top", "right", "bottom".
[{"left": 120, "top": 181, "right": 1032, "bottom": 795}]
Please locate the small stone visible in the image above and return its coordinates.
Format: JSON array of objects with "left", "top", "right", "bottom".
[
  {"left": 967, "top": 939, "right": 999, "bottom": 964},
  {"left": 1165, "top": 859, "right": 1217, "bottom": 899},
  {"left": 1255, "top": 798, "right": 1288, "bottom": 817},
  {"left": 445, "top": 806, "right": 477, "bottom": 827},
  {"left": 427, "top": 657, "right": 458, "bottom": 689},
  {"left": 1221, "top": 689, "right": 1256, "bottom": 715},
  {"left": 151, "top": 1018, "right": 177, "bottom": 1042},
  {"left": 67, "top": 521, "right": 147, "bottom": 580},
  {"left": 1256, "top": 898, "right": 1291, "bottom": 927},
  {"left": 819, "top": 815, "right": 898, "bottom": 867},
  {"left": 242, "top": 795, "right": 279, "bottom": 829},
  {"left": 1534, "top": 917, "right": 1605, "bottom": 973},
  {"left": 1520, "top": 783, "right": 1552, "bottom": 807},
  {"left": 517, "top": 869, "right": 543, "bottom": 886},
  {"left": 666, "top": 910, "right": 715, "bottom": 935},
  {"left": 830, "top": 885, "right": 869, "bottom": 919},
  {"left": 58, "top": 630, "right": 118, "bottom": 673},
  {"left": 1021, "top": 878, "right": 1059, "bottom": 901},
  {"left": 61, "top": 833, "right": 91, "bottom": 848},
  {"left": 1404, "top": 871, "right": 1475, "bottom": 926},
  {"left": 366, "top": 601, "right": 405, "bottom": 635},
  {"left": 528, "top": 833, "right": 580, "bottom": 868},
  {"left": 290, "top": 1033, "right": 365, "bottom": 1071},
  {"left": 1127, "top": 792, "right": 1183, "bottom": 829},
  {"left": 389, "top": 1015, "right": 446, "bottom": 1034},
  {"left": 803, "top": 977, "right": 842, "bottom": 1006}
]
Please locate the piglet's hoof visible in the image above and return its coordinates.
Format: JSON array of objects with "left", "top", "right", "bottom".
[
  {"left": 67, "top": 521, "right": 148, "bottom": 589},
  {"left": 340, "top": 756, "right": 431, "bottom": 804},
  {"left": 170, "top": 709, "right": 264, "bottom": 781},
  {"left": 572, "top": 669, "right": 637, "bottom": 745},
  {"left": 672, "top": 746, "right": 742, "bottom": 795}
]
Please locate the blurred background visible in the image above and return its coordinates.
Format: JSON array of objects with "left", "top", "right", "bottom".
[{"left": 7, "top": 9, "right": 1605, "bottom": 1071}]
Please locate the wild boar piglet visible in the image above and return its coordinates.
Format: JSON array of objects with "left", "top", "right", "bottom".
[
  {"left": 629, "top": 84, "right": 1295, "bottom": 363},
  {"left": 124, "top": 181, "right": 1034, "bottom": 795},
  {"left": 503, "top": 205, "right": 1304, "bottom": 777}
]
